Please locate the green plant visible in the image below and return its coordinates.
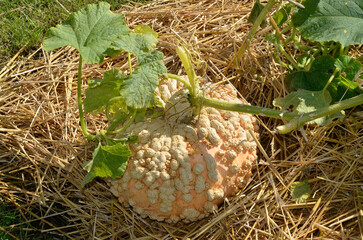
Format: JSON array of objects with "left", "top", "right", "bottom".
[
  {"left": 43, "top": 1, "right": 362, "bottom": 221},
  {"left": 244, "top": 0, "right": 363, "bottom": 133}
]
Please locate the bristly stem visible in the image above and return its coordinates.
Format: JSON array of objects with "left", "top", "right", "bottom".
[
  {"left": 194, "top": 94, "right": 363, "bottom": 133},
  {"left": 277, "top": 94, "right": 363, "bottom": 133},
  {"left": 77, "top": 56, "right": 96, "bottom": 140},
  {"left": 199, "top": 96, "right": 297, "bottom": 120}
]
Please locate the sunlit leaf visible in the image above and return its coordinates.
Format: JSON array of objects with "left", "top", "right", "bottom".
[
  {"left": 44, "top": 2, "right": 130, "bottom": 63},
  {"left": 120, "top": 50, "right": 167, "bottom": 109}
]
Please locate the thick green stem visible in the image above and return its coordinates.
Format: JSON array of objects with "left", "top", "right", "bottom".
[
  {"left": 77, "top": 56, "right": 96, "bottom": 141},
  {"left": 235, "top": 0, "right": 277, "bottom": 65},
  {"left": 200, "top": 96, "right": 297, "bottom": 120},
  {"left": 277, "top": 94, "right": 363, "bottom": 133},
  {"left": 195, "top": 94, "right": 363, "bottom": 133}
]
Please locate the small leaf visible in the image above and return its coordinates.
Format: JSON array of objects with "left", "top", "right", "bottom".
[
  {"left": 82, "top": 142, "right": 131, "bottom": 187},
  {"left": 273, "top": 5, "right": 292, "bottom": 27},
  {"left": 44, "top": 2, "right": 130, "bottom": 64},
  {"left": 273, "top": 89, "right": 345, "bottom": 126},
  {"left": 290, "top": 180, "right": 311, "bottom": 203},
  {"left": 292, "top": 0, "right": 363, "bottom": 46},
  {"left": 248, "top": 0, "right": 267, "bottom": 28},
  {"left": 84, "top": 68, "right": 126, "bottom": 113},
  {"left": 120, "top": 51, "right": 167, "bottom": 109},
  {"left": 134, "top": 24, "right": 158, "bottom": 38}
]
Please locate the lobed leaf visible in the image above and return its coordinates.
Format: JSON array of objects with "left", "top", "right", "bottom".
[
  {"left": 119, "top": 51, "right": 167, "bottom": 109},
  {"left": 330, "top": 56, "right": 363, "bottom": 101},
  {"left": 292, "top": 0, "right": 363, "bottom": 47},
  {"left": 43, "top": 2, "right": 130, "bottom": 64},
  {"left": 81, "top": 142, "right": 131, "bottom": 187},
  {"left": 286, "top": 56, "right": 335, "bottom": 92}
]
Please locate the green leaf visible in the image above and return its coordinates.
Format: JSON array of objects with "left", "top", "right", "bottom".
[
  {"left": 111, "top": 32, "right": 158, "bottom": 62},
  {"left": 290, "top": 180, "right": 311, "bottom": 203},
  {"left": 334, "top": 55, "right": 362, "bottom": 80},
  {"left": 273, "top": 89, "right": 345, "bottom": 126},
  {"left": 43, "top": 2, "right": 130, "bottom": 64},
  {"left": 248, "top": 0, "right": 267, "bottom": 28},
  {"left": 84, "top": 68, "right": 126, "bottom": 113},
  {"left": 134, "top": 24, "right": 158, "bottom": 38},
  {"left": 87, "top": 78, "right": 102, "bottom": 88},
  {"left": 82, "top": 142, "right": 131, "bottom": 187},
  {"left": 329, "top": 55, "right": 363, "bottom": 101},
  {"left": 286, "top": 55, "right": 335, "bottom": 92},
  {"left": 292, "top": 0, "right": 363, "bottom": 46},
  {"left": 287, "top": 55, "right": 363, "bottom": 103},
  {"left": 273, "top": 5, "right": 292, "bottom": 27},
  {"left": 120, "top": 50, "right": 167, "bottom": 109}
]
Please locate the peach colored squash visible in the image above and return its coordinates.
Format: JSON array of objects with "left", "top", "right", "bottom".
[{"left": 110, "top": 79, "right": 259, "bottom": 222}]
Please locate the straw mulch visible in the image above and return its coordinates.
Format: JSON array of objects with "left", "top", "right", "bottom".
[{"left": 1, "top": 0, "right": 362, "bottom": 239}]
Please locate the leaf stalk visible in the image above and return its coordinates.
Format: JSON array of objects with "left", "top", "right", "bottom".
[{"left": 77, "top": 56, "right": 96, "bottom": 141}]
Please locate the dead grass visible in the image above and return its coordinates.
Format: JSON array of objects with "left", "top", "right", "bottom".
[{"left": 0, "top": 0, "right": 362, "bottom": 239}]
